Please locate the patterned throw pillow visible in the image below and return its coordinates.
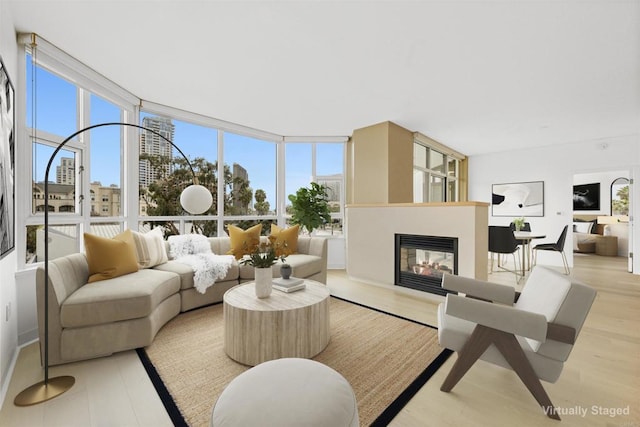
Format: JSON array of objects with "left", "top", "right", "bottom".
[
  {"left": 269, "top": 224, "right": 299, "bottom": 256},
  {"left": 226, "top": 224, "right": 262, "bottom": 259},
  {"left": 84, "top": 229, "right": 139, "bottom": 283},
  {"left": 131, "top": 227, "right": 169, "bottom": 268}
]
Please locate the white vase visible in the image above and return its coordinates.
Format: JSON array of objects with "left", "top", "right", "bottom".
[{"left": 254, "top": 267, "right": 273, "bottom": 298}]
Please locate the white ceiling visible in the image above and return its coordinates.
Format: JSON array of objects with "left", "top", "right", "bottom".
[{"left": 8, "top": 0, "right": 640, "bottom": 156}]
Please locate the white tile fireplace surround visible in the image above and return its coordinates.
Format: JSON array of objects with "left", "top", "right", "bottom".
[{"left": 346, "top": 202, "right": 489, "bottom": 292}]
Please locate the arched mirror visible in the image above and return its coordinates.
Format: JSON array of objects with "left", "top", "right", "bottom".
[{"left": 611, "top": 177, "right": 629, "bottom": 215}]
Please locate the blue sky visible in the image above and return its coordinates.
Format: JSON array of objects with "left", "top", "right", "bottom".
[{"left": 27, "top": 58, "right": 343, "bottom": 209}]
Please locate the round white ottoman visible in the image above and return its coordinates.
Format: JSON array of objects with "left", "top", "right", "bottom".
[{"left": 211, "top": 358, "right": 359, "bottom": 427}]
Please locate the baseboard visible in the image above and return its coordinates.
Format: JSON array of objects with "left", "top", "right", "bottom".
[
  {"left": 0, "top": 338, "right": 38, "bottom": 412},
  {"left": 19, "top": 328, "right": 38, "bottom": 347}
]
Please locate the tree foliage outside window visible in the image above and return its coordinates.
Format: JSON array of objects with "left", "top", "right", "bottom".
[
  {"left": 139, "top": 155, "right": 272, "bottom": 236},
  {"left": 611, "top": 179, "right": 629, "bottom": 216}
]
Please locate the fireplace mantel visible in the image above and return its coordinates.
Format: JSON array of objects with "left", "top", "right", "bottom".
[{"left": 346, "top": 202, "right": 489, "bottom": 289}]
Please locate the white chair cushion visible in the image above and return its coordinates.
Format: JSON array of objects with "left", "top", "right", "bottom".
[{"left": 515, "top": 266, "right": 571, "bottom": 352}]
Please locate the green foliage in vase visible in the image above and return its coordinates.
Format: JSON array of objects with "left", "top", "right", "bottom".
[
  {"left": 287, "top": 182, "right": 331, "bottom": 235},
  {"left": 239, "top": 242, "right": 287, "bottom": 268}
]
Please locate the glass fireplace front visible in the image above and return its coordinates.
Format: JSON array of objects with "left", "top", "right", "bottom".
[{"left": 395, "top": 234, "right": 458, "bottom": 296}]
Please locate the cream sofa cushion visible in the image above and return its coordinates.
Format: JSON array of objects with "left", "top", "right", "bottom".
[{"left": 60, "top": 269, "right": 180, "bottom": 328}]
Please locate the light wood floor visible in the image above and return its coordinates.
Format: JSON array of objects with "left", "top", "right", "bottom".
[{"left": 1, "top": 255, "right": 638, "bottom": 426}]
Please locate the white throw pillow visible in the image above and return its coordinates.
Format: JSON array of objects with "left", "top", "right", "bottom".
[
  {"left": 573, "top": 222, "right": 593, "bottom": 234},
  {"left": 131, "top": 227, "right": 169, "bottom": 268}
]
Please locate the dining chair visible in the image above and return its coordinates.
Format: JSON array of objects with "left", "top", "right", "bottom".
[
  {"left": 488, "top": 226, "right": 521, "bottom": 282},
  {"left": 510, "top": 221, "right": 532, "bottom": 268},
  {"left": 532, "top": 225, "right": 570, "bottom": 275},
  {"left": 437, "top": 267, "right": 597, "bottom": 419}
]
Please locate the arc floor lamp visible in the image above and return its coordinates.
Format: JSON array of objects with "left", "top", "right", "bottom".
[{"left": 14, "top": 122, "right": 213, "bottom": 406}]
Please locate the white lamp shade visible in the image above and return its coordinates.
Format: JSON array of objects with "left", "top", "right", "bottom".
[{"left": 180, "top": 184, "right": 213, "bottom": 214}]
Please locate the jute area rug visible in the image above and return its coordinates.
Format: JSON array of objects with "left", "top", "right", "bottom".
[{"left": 138, "top": 296, "right": 451, "bottom": 427}]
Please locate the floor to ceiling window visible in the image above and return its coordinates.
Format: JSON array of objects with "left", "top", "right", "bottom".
[{"left": 19, "top": 37, "right": 346, "bottom": 267}]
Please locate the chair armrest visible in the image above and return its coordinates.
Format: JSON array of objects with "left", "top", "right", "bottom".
[
  {"left": 546, "top": 322, "right": 577, "bottom": 344},
  {"left": 444, "top": 294, "right": 548, "bottom": 342},
  {"left": 441, "top": 274, "right": 516, "bottom": 305}
]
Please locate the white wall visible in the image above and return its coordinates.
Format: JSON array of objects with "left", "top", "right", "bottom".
[
  {"left": 0, "top": 0, "right": 18, "bottom": 404},
  {"left": 469, "top": 135, "right": 640, "bottom": 271}
]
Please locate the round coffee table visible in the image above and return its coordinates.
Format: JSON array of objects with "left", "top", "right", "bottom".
[{"left": 223, "top": 280, "right": 331, "bottom": 366}]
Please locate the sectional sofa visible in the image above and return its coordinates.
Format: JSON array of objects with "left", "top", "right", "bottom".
[{"left": 36, "top": 235, "right": 327, "bottom": 366}]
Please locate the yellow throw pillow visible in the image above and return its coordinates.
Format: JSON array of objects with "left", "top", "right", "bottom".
[
  {"left": 269, "top": 224, "right": 299, "bottom": 256},
  {"left": 227, "top": 224, "right": 262, "bottom": 259},
  {"left": 84, "top": 229, "right": 139, "bottom": 283}
]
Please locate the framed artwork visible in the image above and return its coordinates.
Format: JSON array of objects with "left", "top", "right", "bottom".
[
  {"left": 0, "top": 55, "right": 15, "bottom": 259},
  {"left": 573, "top": 183, "right": 600, "bottom": 211},
  {"left": 491, "top": 181, "right": 544, "bottom": 217}
]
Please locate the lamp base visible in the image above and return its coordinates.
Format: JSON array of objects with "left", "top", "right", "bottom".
[{"left": 14, "top": 376, "right": 75, "bottom": 406}]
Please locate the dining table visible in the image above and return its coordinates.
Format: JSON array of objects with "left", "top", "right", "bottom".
[{"left": 513, "top": 231, "right": 546, "bottom": 276}]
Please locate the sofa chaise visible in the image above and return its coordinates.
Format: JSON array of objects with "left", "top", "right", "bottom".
[{"left": 36, "top": 235, "right": 328, "bottom": 366}]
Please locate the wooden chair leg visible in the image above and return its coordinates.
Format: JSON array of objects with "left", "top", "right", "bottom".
[
  {"left": 492, "top": 331, "right": 561, "bottom": 420},
  {"left": 441, "top": 324, "right": 561, "bottom": 420},
  {"left": 440, "top": 325, "right": 494, "bottom": 392}
]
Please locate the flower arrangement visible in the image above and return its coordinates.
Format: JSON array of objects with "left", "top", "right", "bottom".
[
  {"left": 240, "top": 241, "right": 287, "bottom": 268},
  {"left": 513, "top": 217, "right": 526, "bottom": 231}
]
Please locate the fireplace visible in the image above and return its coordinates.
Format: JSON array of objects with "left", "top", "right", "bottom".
[{"left": 395, "top": 234, "right": 458, "bottom": 296}]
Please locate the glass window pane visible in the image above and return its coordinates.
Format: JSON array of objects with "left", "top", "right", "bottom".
[
  {"left": 447, "top": 157, "right": 458, "bottom": 178},
  {"left": 26, "top": 56, "right": 77, "bottom": 136},
  {"left": 429, "top": 150, "right": 444, "bottom": 174},
  {"left": 429, "top": 175, "right": 444, "bottom": 202},
  {"left": 139, "top": 114, "right": 217, "bottom": 217},
  {"left": 611, "top": 178, "right": 629, "bottom": 216},
  {"left": 27, "top": 223, "right": 79, "bottom": 263},
  {"left": 316, "top": 144, "right": 343, "bottom": 212},
  {"left": 414, "top": 143, "right": 426, "bottom": 168},
  {"left": 89, "top": 222, "right": 122, "bottom": 238},
  {"left": 413, "top": 170, "right": 425, "bottom": 203},
  {"left": 138, "top": 221, "right": 179, "bottom": 237},
  {"left": 32, "top": 142, "right": 78, "bottom": 214},
  {"left": 224, "top": 132, "right": 276, "bottom": 216},
  {"left": 285, "top": 143, "right": 312, "bottom": 216},
  {"left": 315, "top": 217, "right": 343, "bottom": 236},
  {"left": 316, "top": 144, "right": 343, "bottom": 176},
  {"left": 186, "top": 220, "right": 218, "bottom": 237},
  {"left": 90, "top": 95, "right": 122, "bottom": 216},
  {"left": 447, "top": 180, "right": 458, "bottom": 202}
]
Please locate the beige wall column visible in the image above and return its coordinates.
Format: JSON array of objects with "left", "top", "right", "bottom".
[{"left": 347, "top": 121, "right": 413, "bottom": 204}]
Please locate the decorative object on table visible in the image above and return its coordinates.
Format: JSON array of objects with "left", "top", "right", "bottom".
[
  {"left": 273, "top": 277, "right": 305, "bottom": 293},
  {"left": 240, "top": 241, "right": 287, "bottom": 298},
  {"left": 280, "top": 263, "right": 292, "bottom": 279},
  {"left": 14, "top": 118, "right": 213, "bottom": 406},
  {"left": 0, "top": 55, "right": 15, "bottom": 260},
  {"left": 491, "top": 181, "right": 544, "bottom": 217},
  {"left": 254, "top": 267, "right": 273, "bottom": 298},
  {"left": 287, "top": 182, "right": 331, "bottom": 234},
  {"left": 512, "top": 217, "right": 526, "bottom": 231},
  {"left": 573, "top": 182, "right": 600, "bottom": 211}
]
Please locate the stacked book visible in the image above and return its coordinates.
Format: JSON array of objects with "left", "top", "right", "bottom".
[{"left": 273, "top": 277, "right": 306, "bottom": 293}]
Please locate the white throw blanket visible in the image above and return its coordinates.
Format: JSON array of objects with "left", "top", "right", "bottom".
[{"left": 168, "top": 234, "right": 234, "bottom": 294}]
